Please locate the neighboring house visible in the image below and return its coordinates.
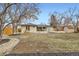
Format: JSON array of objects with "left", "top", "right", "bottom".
[{"left": 64, "top": 23, "right": 74, "bottom": 33}]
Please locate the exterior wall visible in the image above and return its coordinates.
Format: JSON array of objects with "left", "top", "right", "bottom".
[
  {"left": 47, "top": 27, "right": 51, "bottom": 32},
  {"left": 21, "top": 26, "right": 26, "bottom": 34},
  {"left": 21, "top": 26, "right": 37, "bottom": 33},
  {"left": 29, "top": 26, "right": 48, "bottom": 33},
  {"left": 67, "top": 29, "right": 74, "bottom": 33},
  {"left": 64, "top": 26, "right": 74, "bottom": 33},
  {"left": 29, "top": 26, "right": 37, "bottom": 32},
  {"left": 17, "top": 26, "right": 21, "bottom": 34},
  {"left": 47, "top": 27, "right": 56, "bottom": 32}
]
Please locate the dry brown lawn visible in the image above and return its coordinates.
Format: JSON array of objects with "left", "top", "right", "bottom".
[{"left": 9, "top": 33, "right": 79, "bottom": 54}]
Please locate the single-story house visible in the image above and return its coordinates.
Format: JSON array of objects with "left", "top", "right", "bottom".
[
  {"left": 2, "top": 23, "right": 75, "bottom": 36},
  {"left": 17, "top": 23, "right": 74, "bottom": 34},
  {"left": 19, "top": 23, "right": 53, "bottom": 33}
]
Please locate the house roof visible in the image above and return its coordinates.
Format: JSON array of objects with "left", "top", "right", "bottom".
[
  {"left": 21, "top": 23, "right": 50, "bottom": 27},
  {"left": 37, "top": 24, "right": 50, "bottom": 27},
  {"left": 21, "top": 23, "right": 37, "bottom": 26}
]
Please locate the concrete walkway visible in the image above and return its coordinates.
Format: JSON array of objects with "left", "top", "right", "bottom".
[{"left": 0, "top": 36, "right": 20, "bottom": 56}]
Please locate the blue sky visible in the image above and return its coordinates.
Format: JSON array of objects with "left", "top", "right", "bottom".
[{"left": 24, "top": 3, "right": 79, "bottom": 25}]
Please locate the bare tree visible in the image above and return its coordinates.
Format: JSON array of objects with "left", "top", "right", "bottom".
[
  {"left": 49, "top": 14, "right": 58, "bottom": 29},
  {"left": 49, "top": 7, "right": 79, "bottom": 32},
  {"left": 49, "top": 11, "right": 65, "bottom": 31},
  {"left": 0, "top": 3, "right": 16, "bottom": 39},
  {"left": 13, "top": 4, "right": 40, "bottom": 34},
  {"left": 60, "top": 7, "right": 79, "bottom": 32},
  {"left": 67, "top": 7, "right": 79, "bottom": 32},
  {"left": 0, "top": 3, "right": 40, "bottom": 40}
]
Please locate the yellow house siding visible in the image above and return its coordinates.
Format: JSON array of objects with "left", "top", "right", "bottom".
[{"left": 3, "top": 26, "right": 13, "bottom": 36}]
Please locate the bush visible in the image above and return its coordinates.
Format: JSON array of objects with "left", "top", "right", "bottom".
[{"left": 18, "top": 28, "right": 21, "bottom": 32}]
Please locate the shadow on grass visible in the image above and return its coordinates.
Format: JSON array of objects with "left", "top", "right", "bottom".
[
  {"left": 0, "top": 39, "right": 10, "bottom": 45},
  {"left": 6, "top": 52, "right": 79, "bottom": 56},
  {"left": 9, "top": 34, "right": 21, "bottom": 36}
]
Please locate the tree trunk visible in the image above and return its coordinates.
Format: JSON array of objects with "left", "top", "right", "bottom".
[
  {"left": 12, "top": 23, "right": 17, "bottom": 34},
  {"left": 0, "top": 18, "right": 2, "bottom": 40},
  {"left": 74, "top": 24, "right": 78, "bottom": 33},
  {"left": 74, "top": 27, "right": 77, "bottom": 33},
  {"left": 0, "top": 26, "right": 2, "bottom": 40}
]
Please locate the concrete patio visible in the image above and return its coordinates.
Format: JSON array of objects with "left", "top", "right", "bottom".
[{"left": 0, "top": 36, "right": 20, "bottom": 56}]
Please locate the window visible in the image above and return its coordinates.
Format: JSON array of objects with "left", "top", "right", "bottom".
[
  {"left": 43, "top": 27, "right": 46, "bottom": 29},
  {"left": 26, "top": 26, "right": 30, "bottom": 31},
  {"left": 37, "top": 27, "right": 46, "bottom": 31}
]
